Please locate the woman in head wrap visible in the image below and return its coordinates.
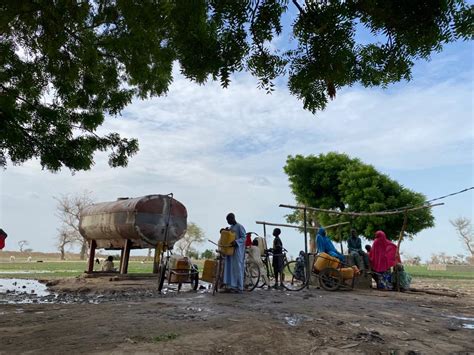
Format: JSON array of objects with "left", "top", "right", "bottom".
[
  {"left": 369, "top": 230, "right": 401, "bottom": 289},
  {"left": 315, "top": 227, "right": 345, "bottom": 262},
  {"left": 369, "top": 230, "right": 400, "bottom": 273}
]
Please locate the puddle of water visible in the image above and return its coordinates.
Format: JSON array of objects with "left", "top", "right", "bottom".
[
  {"left": 449, "top": 315, "right": 474, "bottom": 330},
  {"left": 283, "top": 314, "right": 313, "bottom": 326},
  {"left": 0, "top": 279, "right": 50, "bottom": 297}
]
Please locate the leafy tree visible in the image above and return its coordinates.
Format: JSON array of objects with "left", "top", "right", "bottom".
[
  {"left": 1, "top": 1, "right": 472, "bottom": 171},
  {"left": 201, "top": 248, "right": 216, "bottom": 260},
  {"left": 174, "top": 222, "right": 205, "bottom": 257},
  {"left": 450, "top": 217, "right": 473, "bottom": 257},
  {"left": 55, "top": 190, "right": 94, "bottom": 260},
  {"left": 18, "top": 239, "right": 29, "bottom": 252},
  {"left": 187, "top": 249, "right": 200, "bottom": 260},
  {"left": 284, "top": 152, "right": 434, "bottom": 240}
]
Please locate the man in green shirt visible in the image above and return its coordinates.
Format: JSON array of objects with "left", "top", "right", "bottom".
[{"left": 347, "top": 229, "right": 369, "bottom": 271}]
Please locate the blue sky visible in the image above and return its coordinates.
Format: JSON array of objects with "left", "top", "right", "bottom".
[{"left": 0, "top": 12, "right": 472, "bottom": 262}]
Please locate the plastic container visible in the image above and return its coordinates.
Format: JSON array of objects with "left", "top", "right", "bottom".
[
  {"left": 314, "top": 252, "right": 340, "bottom": 271},
  {"left": 169, "top": 255, "right": 190, "bottom": 283},
  {"left": 201, "top": 259, "right": 217, "bottom": 283},
  {"left": 219, "top": 230, "right": 236, "bottom": 256},
  {"left": 254, "top": 236, "right": 268, "bottom": 256},
  {"left": 339, "top": 267, "right": 354, "bottom": 280}
]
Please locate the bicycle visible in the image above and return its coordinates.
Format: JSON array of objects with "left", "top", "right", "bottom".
[
  {"left": 209, "top": 240, "right": 260, "bottom": 294},
  {"left": 257, "top": 247, "right": 292, "bottom": 288}
]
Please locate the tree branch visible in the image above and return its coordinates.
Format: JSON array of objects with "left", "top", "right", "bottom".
[{"left": 292, "top": 0, "right": 305, "bottom": 14}]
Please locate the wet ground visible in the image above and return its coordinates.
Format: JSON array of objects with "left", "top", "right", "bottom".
[{"left": 0, "top": 277, "right": 473, "bottom": 354}]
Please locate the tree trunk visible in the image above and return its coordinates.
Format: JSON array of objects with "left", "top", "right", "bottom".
[{"left": 79, "top": 239, "right": 88, "bottom": 260}]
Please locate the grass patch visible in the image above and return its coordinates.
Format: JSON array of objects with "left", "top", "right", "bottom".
[{"left": 405, "top": 265, "right": 474, "bottom": 280}]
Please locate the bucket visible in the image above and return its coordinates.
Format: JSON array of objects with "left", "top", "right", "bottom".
[
  {"left": 314, "top": 252, "right": 340, "bottom": 272},
  {"left": 201, "top": 259, "right": 217, "bottom": 283},
  {"left": 219, "top": 230, "right": 236, "bottom": 256}
]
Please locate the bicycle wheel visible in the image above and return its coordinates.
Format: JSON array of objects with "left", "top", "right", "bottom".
[
  {"left": 257, "top": 258, "right": 272, "bottom": 288},
  {"left": 281, "top": 260, "right": 307, "bottom": 291},
  {"left": 244, "top": 261, "right": 260, "bottom": 292},
  {"left": 157, "top": 261, "right": 167, "bottom": 292},
  {"left": 319, "top": 267, "right": 342, "bottom": 291}
]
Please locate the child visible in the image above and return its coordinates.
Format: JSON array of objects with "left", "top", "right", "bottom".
[
  {"left": 101, "top": 256, "right": 115, "bottom": 272},
  {"left": 294, "top": 250, "right": 306, "bottom": 282},
  {"left": 271, "top": 228, "right": 284, "bottom": 289}
]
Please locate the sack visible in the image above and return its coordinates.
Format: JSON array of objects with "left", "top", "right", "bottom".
[{"left": 254, "top": 236, "right": 267, "bottom": 256}]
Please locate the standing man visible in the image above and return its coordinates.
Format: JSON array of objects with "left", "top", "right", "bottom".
[
  {"left": 347, "top": 229, "right": 369, "bottom": 271},
  {"left": 223, "top": 213, "right": 246, "bottom": 293}
]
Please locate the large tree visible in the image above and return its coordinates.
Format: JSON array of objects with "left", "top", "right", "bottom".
[
  {"left": 1, "top": 1, "right": 472, "bottom": 171},
  {"left": 284, "top": 152, "right": 434, "bottom": 240},
  {"left": 54, "top": 190, "right": 94, "bottom": 260},
  {"left": 174, "top": 222, "right": 205, "bottom": 257},
  {"left": 450, "top": 217, "right": 473, "bottom": 258}
]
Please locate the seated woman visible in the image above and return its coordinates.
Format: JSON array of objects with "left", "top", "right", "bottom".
[
  {"left": 368, "top": 230, "right": 401, "bottom": 289},
  {"left": 315, "top": 227, "right": 345, "bottom": 262}
]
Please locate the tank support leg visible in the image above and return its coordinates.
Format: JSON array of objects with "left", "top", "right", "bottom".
[
  {"left": 120, "top": 239, "right": 132, "bottom": 274},
  {"left": 153, "top": 242, "right": 164, "bottom": 274},
  {"left": 87, "top": 240, "right": 97, "bottom": 273}
]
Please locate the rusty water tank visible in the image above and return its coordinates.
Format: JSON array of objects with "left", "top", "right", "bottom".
[{"left": 79, "top": 194, "right": 187, "bottom": 249}]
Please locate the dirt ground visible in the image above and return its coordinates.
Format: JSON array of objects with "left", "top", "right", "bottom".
[{"left": 0, "top": 276, "right": 473, "bottom": 354}]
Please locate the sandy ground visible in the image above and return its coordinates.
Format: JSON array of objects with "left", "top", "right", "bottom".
[{"left": 0, "top": 276, "right": 473, "bottom": 354}]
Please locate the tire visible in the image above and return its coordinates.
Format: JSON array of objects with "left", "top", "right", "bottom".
[
  {"left": 244, "top": 261, "right": 260, "bottom": 292},
  {"left": 319, "top": 267, "right": 342, "bottom": 291},
  {"left": 157, "top": 262, "right": 167, "bottom": 292},
  {"left": 256, "top": 258, "right": 272, "bottom": 288},
  {"left": 281, "top": 261, "right": 307, "bottom": 291}
]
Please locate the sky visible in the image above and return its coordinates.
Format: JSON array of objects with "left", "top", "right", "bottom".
[{"left": 0, "top": 16, "right": 473, "bottom": 262}]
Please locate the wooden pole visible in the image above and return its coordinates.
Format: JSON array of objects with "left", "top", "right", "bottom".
[
  {"left": 395, "top": 210, "right": 408, "bottom": 292},
  {"left": 303, "top": 208, "right": 309, "bottom": 288},
  {"left": 263, "top": 223, "right": 267, "bottom": 248},
  {"left": 120, "top": 239, "right": 132, "bottom": 274},
  {"left": 87, "top": 240, "right": 96, "bottom": 273}
]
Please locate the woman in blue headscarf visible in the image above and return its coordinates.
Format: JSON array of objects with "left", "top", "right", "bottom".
[{"left": 315, "top": 227, "right": 345, "bottom": 262}]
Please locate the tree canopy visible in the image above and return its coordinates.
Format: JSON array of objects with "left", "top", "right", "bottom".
[
  {"left": 284, "top": 152, "right": 434, "bottom": 240},
  {"left": 1, "top": 1, "right": 472, "bottom": 171}
]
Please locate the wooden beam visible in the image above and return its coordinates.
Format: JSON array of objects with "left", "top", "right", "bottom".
[
  {"left": 278, "top": 203, "right": 444, "bottom": 217},
  {"left": 255, "top": 221, "right": 349, "bottom": 230}
]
